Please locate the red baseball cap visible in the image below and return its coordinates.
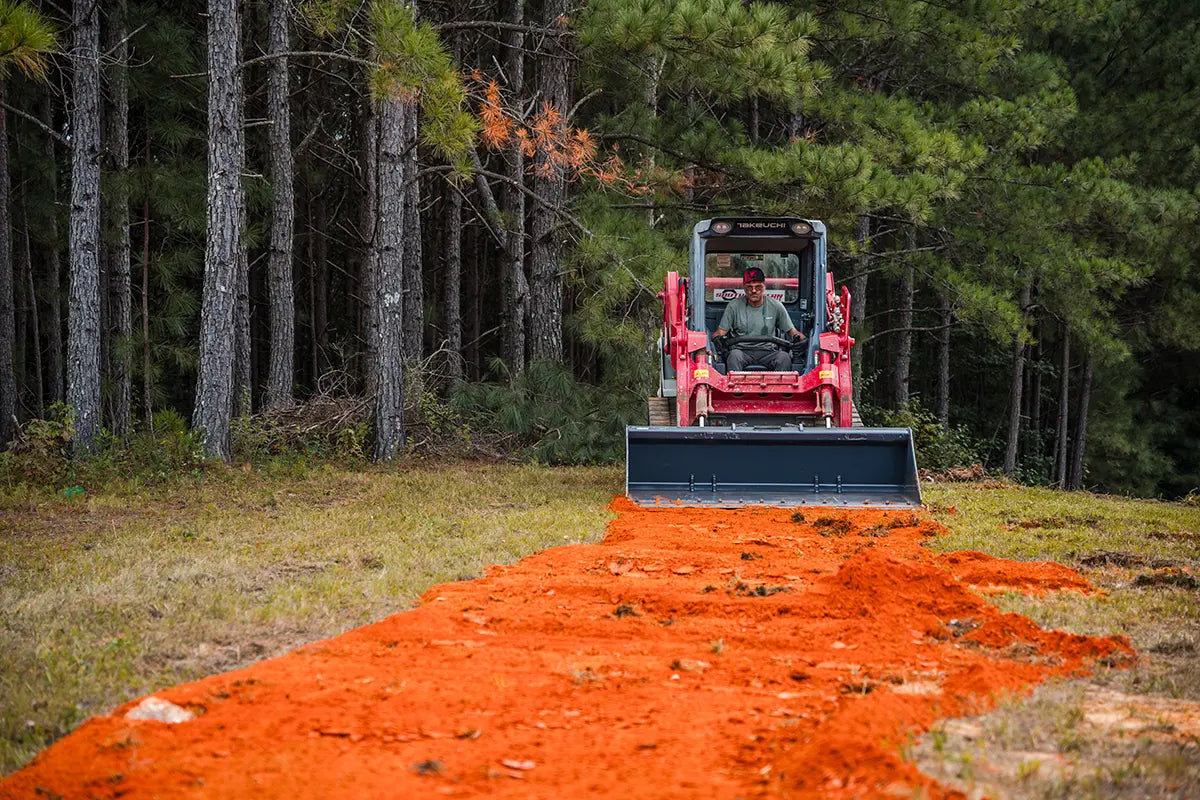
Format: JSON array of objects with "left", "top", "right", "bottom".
[{"left": 742, "top": 267, "right": 765, "bottom": 283}]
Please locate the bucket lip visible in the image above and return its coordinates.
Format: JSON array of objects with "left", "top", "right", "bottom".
[{"left": 626, "top": 426, "right": 915, "bottom": 442}]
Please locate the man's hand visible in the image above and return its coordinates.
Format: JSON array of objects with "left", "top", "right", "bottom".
[
  {"left": 790, "top": 330, "right": 807, "bottom": 345},
  {"left": 712, "top": 333, "right": 731, "bottom": 356}
]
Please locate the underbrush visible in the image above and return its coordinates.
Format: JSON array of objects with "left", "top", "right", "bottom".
[
  {"left": 860, "top": 400, "right": 983, "bottom": 472},
  {"left": 451, "top": 359, "right": 642, "bottom": 464}
]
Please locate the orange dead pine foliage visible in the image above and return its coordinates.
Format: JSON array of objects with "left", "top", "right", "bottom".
[
  {"left": 480, "top": 81, "right": 514, "bottom": 148},
  {"left": 477, "top": 80, "right": 652, "bottom": 193}
]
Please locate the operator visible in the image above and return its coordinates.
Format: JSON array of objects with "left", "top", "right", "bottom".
[{"left": 713, "top": 266, "right": 806, "bottom": 372}]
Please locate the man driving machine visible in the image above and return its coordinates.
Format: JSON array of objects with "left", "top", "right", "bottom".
[{"left": 713, "top": 266, "right": 806, "bottom": 371}]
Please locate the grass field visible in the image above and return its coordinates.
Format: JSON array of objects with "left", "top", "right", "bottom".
[
  {"left": 0, "top": 463, "right": 621, "bottom": 774},
  {"left": 919, "top": 483, "right": 1200, "bottom": 799},
  {"left": 2, "top": 467, "right": 1197, "bottom": 796}
]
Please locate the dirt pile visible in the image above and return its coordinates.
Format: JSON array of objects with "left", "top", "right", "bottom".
[{"left": 1, "top": 500, "right": 1129, "bottom": 799}]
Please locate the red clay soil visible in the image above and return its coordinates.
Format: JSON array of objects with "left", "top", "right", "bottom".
[{"left": 1, "top": 500, "right": 1130, "bottom": 799}]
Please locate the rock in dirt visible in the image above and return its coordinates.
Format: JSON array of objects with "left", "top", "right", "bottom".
[{"left": 125, "top": 697, "right": 196, "bottom": 724}]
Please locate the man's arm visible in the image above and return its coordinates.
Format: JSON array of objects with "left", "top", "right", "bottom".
[{"left": 772, "top": 299, "right": 804, "bottom": 339}]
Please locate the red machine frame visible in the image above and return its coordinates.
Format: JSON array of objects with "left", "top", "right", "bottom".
[{"left": 660, "top": 271, "right": 855, "bottom": 428}]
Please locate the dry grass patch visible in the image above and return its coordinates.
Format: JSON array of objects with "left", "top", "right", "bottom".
[{"left": 0, "top": 462, "right": 622, "bottom": 775}]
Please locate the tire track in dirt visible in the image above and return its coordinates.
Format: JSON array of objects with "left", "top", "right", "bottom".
[{"left": 1, "top": 500, "right": 1130, "bottom": 799}]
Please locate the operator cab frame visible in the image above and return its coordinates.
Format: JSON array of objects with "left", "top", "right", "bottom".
[{"left": 689, "top": 218, "right": 828, "bottom": 375}]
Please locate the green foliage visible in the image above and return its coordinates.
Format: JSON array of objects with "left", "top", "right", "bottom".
[
  {"left": 864, "top": 400, "right": 983, "bottom": 473},
  {"left": 0, "top": 0, "right": 57, "bottom": 79},
  {"left": 0, "top": 408, "right": 206, "bottom": 492},
  {"left": 369, "top": 1, "right": 477, "bottom": 167},
  {"left": 451, "top": 360, "right": 640, "bottom": 465}
]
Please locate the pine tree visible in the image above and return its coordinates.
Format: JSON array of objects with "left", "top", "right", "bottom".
[
  {"left": 67, "top": 0, "right": 103, "bottom": 454},
  {"left": 265, "top": 0, "right": 295, "bottom": 410},
  {"left": 104, "top": 0, "right": 133, "bottom": 438},
  {"left": 193, "top": 0, "right": 245, "bottom": 459}
]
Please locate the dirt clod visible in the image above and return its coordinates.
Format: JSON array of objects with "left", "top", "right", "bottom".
[
  {"left": 812, "top": 517, "right": 855, "bottom": 536},
  {"left": 1132, "top": 569, "right": 1199, "bottom": 590}
]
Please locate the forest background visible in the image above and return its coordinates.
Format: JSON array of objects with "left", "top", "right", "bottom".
[{"left": 1, "top": 0, "right": 1198, "bottom": 499}]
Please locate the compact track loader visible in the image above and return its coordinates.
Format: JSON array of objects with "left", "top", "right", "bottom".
[{"left": 626, "top": 218, "right": 921, "bottom": 508}]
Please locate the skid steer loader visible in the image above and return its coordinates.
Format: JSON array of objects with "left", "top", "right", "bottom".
[{"left": 626, "top": 217, "right": 921, "bottom": 507}]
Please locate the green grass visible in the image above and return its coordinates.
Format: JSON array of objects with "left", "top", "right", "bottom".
[
  {"left": 915, "top": 483, "right": 1200, "bottom": 800},
  {"left": 0, "top": 463, "right": 622, "bottom": 775},
  {"left": 4, "top": 470, "right": 1198, "bottom": 793}
]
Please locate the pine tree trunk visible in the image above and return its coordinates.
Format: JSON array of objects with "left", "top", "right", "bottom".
[
  {"left": 67, "top": 0, "right": 104, "bottom": 454},
  {"left": 140, "top": 133, "right": 153, "bottom": 428},
  {"left": 1067, "top": 352, "right": 1093, "bottom": 491},
  {"left": 891, "top": 233, "right": 914, "bottom": 408},
  {"left": 42, "top": 97, "right": 63, "bottom": 407},
  {"left": 849, "top": 214, "right": 868, "bottom": 397},
  {"left": 373, "top": 95, "right": 410, "bottom": 461},
  {"left": 527, "top": 0, "right": 570, "bottom": 363},
  {"left": 312, "top": 191, "right": 329, "bottom": 380},
  {"left": 0, "top": 79, "right": 16, "bottom": 445},
  {"left": 1002, "top": 281, "right": 1031, "bottom": 477},
  {"left": 1054, "top": 330, "right": 1070, "bottom": 487},
  {"left": 13, "top": 205, "right": 25, "bottom": 414},
  {"left": 194, "top": 0, "right": 244, "bottom": 460},
  {"left": 232, "top": 52, "right": 250, "bottom": 420},
  {"left": 265, "top": 0, "right": 295, "bottom": 410},
  {"left": 24, "top": 232, "right": 42, "bottom": 415},
  {"left": 1030, "top": 319, "right": 1042, "bottom": 443},
  {"left": 936, "top": 299, "right": 951, "bottom": 426},
  {"left": 105, "top": 0, "right": 132, "bottom": 437},
  {"left": 359, "top": 93, "right": 379, "bottom": 396},
  {"left": 402, "top": 109, "right": 423, "bottom": 365},
  {"left": 443, "top": 179, "right": 463, "bottom": 384},
  {"left": 502, "top": 1, "right": 527, "bottom": 375}
]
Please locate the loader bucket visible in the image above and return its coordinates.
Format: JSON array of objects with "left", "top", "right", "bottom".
[{"left": 626, "top": 426, "right": 922, "bottom": 508}]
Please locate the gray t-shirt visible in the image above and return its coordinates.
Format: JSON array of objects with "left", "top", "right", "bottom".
[{"left": 716, "top": 297, "right": 795, "bottom": 349}]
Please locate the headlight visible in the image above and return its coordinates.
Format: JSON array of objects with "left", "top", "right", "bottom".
[
  {"left": 790, "top": 221, "right": 813, "bottom": 235},
  {"left": 710, "top": 220, "right": 733, "bottom": 234}
]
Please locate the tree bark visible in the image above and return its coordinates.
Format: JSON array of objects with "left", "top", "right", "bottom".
[
  {"left": 140, "top": 132, "right": 153, "bottom": 429},
  {"left": 194, "top": 0, "right": 244, "bottom": 460},
  {"left": 443, "top": 178, "right": 463, "bottom": 384},
  {"left": 1030, "top": 319, "right": 1042, "bottom": 442},
  {"left": 24, "top": 227, "right": 42, "bottom": 415},
  {"left": 527, "top": 0, "right": 570, "bottom": 363},
  {"left": 0, "top": 79, "right": 16, "bottom": 445},
  {"left": 935, "top": 298, "right": 951, "bottom": 426},
  {"left": 105, "top": 0, "right": 132, "bottom": 437},
  {"left": 1067, "top": 352, "right": 1093, "bottom": 491},
  {"left": 232, "top": 39, "right": 250, "bottom": 420},
  {"left": 891, "top": 259, "right": 914, "bottom": 408},
  {"left": 265, "top": 0, "right": 295, "bottom": 410},
  {"left": 42, "top": 97, "right": 63, "bottom": 407},
  {"left": 1054, "top": 329, "right": 1070, "bottom": 487},
  {"left": 312, "top": 190, "right": 329, "bottom": 381},
  {"left": 401, "top": 107, "right": 423, "bottom": 364},
  {"left": 67, "top": 0, "right": 104, "bottom": 454},
  {"left": 502, "top": 0, "right": 527, "bottom": 375},
  {"left": 849, "top": 214, "right": 868, "bottom": 397},
  {"left": 359, "top": 91, "right": 379, "bottom": 395},
  {"left": 1002, "top": 281, "right": 1031, "bottom": 477},
  {"left": 373, "top": 94, "right": 410, "bottom": 461}
]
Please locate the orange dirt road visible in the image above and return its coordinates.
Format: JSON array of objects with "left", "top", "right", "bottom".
[{"left": 1, "top": 500, "right": 1129, "bottom": 799}]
